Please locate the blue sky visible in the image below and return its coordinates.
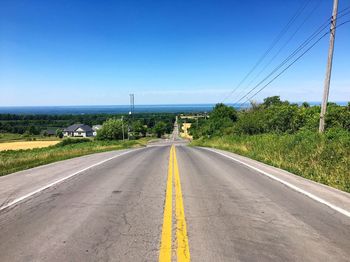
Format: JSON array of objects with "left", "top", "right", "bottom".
[{"left": 0, "top": 0, "right": 349, "bottom": 106}]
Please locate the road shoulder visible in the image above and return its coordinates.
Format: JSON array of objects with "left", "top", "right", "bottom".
[{"left": 197, "top": 146, "right": 350, "bottom": 217}]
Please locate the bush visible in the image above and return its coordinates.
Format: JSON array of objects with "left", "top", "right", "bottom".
[
  {"left": 56, "top": 129, "right": 64, "bottom": 139},
  {"left": 96, "top": 118, "right": 124, "bottom": 140},
  {"left": 154, "top": 121, "right": 167, "bottom": 138},
  {"left": 57, "top": 138, "right": 91, "bottom": 147},
  {"left": 189, "top": 103, "right": 237, "bottom": 137}
]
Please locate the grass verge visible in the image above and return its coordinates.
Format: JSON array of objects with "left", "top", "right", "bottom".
[
  {"left": 0, "top": 138, "right": 150, "bottom": 177},
  {"left": 191, "top": 131, "right": 350, "bottom": 193}
]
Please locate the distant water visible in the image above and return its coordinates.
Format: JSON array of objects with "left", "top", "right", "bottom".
[
  {"left": 0, "top": 104, "right": 219, "bottom": 115},
  {"left": 0, "top": 102, "right": 347, "bottom": 115}
]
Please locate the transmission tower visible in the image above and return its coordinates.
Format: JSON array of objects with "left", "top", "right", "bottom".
[{"left": 129, "top": 94, "right": 135, "bottom": 116}]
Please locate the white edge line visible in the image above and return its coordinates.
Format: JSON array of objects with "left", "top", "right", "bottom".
[
  {"left": 0, "top": 148, "right": 142, "bottom": 212},
  {"left": 202, "top": 147, "right": 350, "bottom": 218}
]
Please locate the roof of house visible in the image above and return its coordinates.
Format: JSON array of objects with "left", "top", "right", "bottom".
[
  {"left": 63, "top": 124, "right": 93, "bottom": 132},
  {"left": 92, "top": 125, "right": 102, "bottom": 130},
  {"left": 46, "top": 129, "right": 57, "bottom": 135},
  {"left": 41, "top": 129, "right": 56, "bottom": 135}
]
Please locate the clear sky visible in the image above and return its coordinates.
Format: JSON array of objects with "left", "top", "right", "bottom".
[{"left": 0, "top": 0, "right": 349, "bottom": 106}]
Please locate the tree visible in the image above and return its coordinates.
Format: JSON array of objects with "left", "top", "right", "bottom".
[
  {"left": 206, "top": 103, "right": 237, "bottom": 135},
  {"left": 154, "top": 121, "right": 167, "bottom": 138},
  {"left": 96, "top": 118, "right": 124, "bottom": 140},
  {"left": 132, "top": 120, "right": 147, "bottom": 137},
  {"left": 263, "top": 96, "right": 285, "bottom": 108},
  {"left": 210, "top": 103, "right": 237, "bottom": 122},
  {"left": 302, "top": 102, "right": 310, "bottom": 108},
  {"left": 56, "top": 129, "right": 64, "bottom": 139},
  {"left": 27, "top": 125, "right": 39, "bottom": 135}
]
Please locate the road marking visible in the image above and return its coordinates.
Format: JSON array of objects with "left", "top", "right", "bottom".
[
  {"left": 0, "top": 148, "right": 142, "bottom": 212},
  {"left": 202, "top": 147, "right": 350, "bottom": 218},
  {"left": 159, "top": 145, "right": 191, "bottom": 262},
  {"left": 159, "top": 146, "right": 174, "bottom": 262},
  {"left": 173, "top": 146, "right": 191, "bottom": 262}
]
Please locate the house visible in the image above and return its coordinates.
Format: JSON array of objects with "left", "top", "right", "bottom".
[
  {"left": 92, "top": 125, "right": 102, "bottom": 136},
  {"left": 42, "top": 129, "right": 56, "bottom": 137},
  {"left": 63, "top": 124, "right": 93, "bottom": 137}
]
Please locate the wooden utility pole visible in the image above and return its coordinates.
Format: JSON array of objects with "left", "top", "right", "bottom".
[{"left": 319, "top": 0, "right": 339, "bottom": 133}]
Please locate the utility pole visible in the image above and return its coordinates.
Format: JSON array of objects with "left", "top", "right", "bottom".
[{"left": 319, "top": 0, "right": 338, "bottom": 133}]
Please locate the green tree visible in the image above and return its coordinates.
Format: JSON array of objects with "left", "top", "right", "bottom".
[
  {"left": 27, "top": 125, "right": 39, "bottom": 135},
  {"left": 206, "top": 103, "right": 237, "bottom": 136},
  {"left": 96, "top": 119, "right": 124, "bottom": 140},
  {"left": 132, "top": 120, "right": 147, "bottom": 137},
  {"left": 56, "top": 129, "right": 64, "bottom": 139},
  {"left": 301, "top": 102, "right": 310, "bottom": 108},
  {"left": 154, "top": 121, "right": 167, "bottom": 138},
  {"left": 263, "top": 96, "right": 287, "bottom": 108},
  {"left": 210, "top": 103, "right": 237, "bottom": 122}
]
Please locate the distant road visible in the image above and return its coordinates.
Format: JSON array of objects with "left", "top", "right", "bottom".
[{"left": 0, "top": 138, "right": 349, "bottom": 261}]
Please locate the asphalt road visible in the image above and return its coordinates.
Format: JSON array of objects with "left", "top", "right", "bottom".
[{"left": 0, "top": 142, "right": 349, "bottom": 261}]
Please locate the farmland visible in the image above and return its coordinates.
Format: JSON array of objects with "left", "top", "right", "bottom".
[
  {"left": 0, "top": 141, "right": 60, "bottom": 151},
  {"left": 0, "top": 112, "right": 176, "bottom": 175},
  {"left": 0, "top": 138, "right": 150, "bottom": 177}
]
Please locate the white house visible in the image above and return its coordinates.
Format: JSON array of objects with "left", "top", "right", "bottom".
[
  {"left": 92, "top": 125, "right": 102, "bottom": 136},
  {"left": 63, "top": 124, "right": 93, "bottom": 137}
]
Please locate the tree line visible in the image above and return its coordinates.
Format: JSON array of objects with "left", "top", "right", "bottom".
[
  {"left": 0, "top": 113, "right": 176, "bottom": 138},
  {"left": 189, "top": 96, "right": 350, "bottom": 139}
]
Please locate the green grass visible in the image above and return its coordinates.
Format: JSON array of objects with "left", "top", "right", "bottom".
[
  {"left": 0, "top": 138, "right": 150, "bottom": 177},
  {"left": 191, "top": 131, "right": 350, "bottom": 193}
]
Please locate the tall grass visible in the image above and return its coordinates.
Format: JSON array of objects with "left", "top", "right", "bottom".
[
  {"left": 0, "top": 138, "right": 149, "bottom": 176},
  {"left": 192, "top": 130, "right": 350, "bottom": 193}
]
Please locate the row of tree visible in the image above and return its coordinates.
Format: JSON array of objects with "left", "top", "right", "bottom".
[
  {"left": 0, "top": 113, "right": 176, "bottom": 137},
  {"left": 189, "top": 96, "right": 350, "bottom": 138},
  {"left": 96, "top": 118, "right": 172, "bottom": 140}
]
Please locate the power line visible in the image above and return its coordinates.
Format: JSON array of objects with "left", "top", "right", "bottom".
[
  {"left": 234, "top": 0, "right": 322, "bottom": 101},
  {"left": 239, "top": 32, "right": 329, "bottom": 108},
  {"left": 238, "top": 19, "right": 350, "bottom": 108},
  {"left": 221, "top": 0, "right": 312, "bottom": 103},
  {"left": 233, "top": 10, "right": 350, "bottom": 106}
]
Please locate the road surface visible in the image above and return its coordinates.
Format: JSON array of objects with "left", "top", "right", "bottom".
[{"left": 0, "top": 140, "right": 349, "bottom": 261}]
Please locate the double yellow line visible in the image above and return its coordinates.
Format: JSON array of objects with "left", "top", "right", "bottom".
[{"left": 159, "top": 145, "right": 190, "bottom": 262}]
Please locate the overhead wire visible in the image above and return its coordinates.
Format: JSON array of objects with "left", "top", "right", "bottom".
[
  {"left": 238, "top": 18, "right": 350, "bottom": 108},
  {"left": 221, "top": 0, "right": 312, "bottom": 103},
  {"left": 233, "top": 0, "right": 322, "bottom": 102},
  {"left": 233, "top": 8, "right": 350, "bottom": 107}
]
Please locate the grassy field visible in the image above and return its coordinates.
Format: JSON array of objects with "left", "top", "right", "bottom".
[
  {"left": 0, "top": 138, "right": 150, "bottom": 177},
  {"left": 0, "top": 133, "right": 59, "bottom": 143},
  {"left": 191, "top": 131, "right": 350, "bottom": 193},
  {"left": 0, "top": 140, "right": 60, "bottom": 151}
]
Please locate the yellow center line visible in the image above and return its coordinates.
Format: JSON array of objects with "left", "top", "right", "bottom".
[
  {"left": 173, "top": 146, "right": 191, "bottom": 262},
  {"left": 159, "top": 146, "right": 173, "bottom": 262},
  {"left": 159, "top": 145, "right": 191, "bottom": 262}
]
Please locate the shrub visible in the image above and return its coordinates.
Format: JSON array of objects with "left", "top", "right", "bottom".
[
  {"left": 96, "top": 118, "right": 124, "bottom": 140},
  {"left": 57, "top": 138, "right": 91, "bottom": 147},
  {"left": 56, "top": 129, "right": 64, "bottom": 139},
  {"left": 154, "top": 121, "right": 167, "bottom": 138}
]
